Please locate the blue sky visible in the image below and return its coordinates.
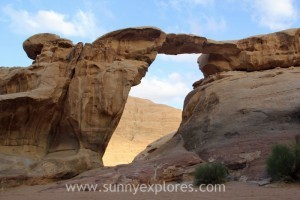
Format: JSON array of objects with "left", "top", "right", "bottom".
[{"left": 0, "top": 0, "right": 299, "bottom": 109}]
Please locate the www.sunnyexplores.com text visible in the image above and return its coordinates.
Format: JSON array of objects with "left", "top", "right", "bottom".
[{"left": 65, "top": 182, "right": 226, "bottom": 195}]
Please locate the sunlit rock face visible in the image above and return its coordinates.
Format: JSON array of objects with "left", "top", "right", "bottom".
[{"left": 0, "top": 27, "right": 166, "bottom": 184}]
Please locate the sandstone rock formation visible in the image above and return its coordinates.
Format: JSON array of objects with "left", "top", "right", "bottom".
[
  {"left": 134, "top": 132, "right": 176, "bottom": 161},
  {"left": 199, "top": 29, "right": 300, "bottom": 77},
  {"left": 103, "top": 96, "right": 181, "bottom": 166},
  {"left": 0, "top": 27, "right": 166, "bottom": 185},
  {"left": 179, "top": 67, "right": 300, "bottom": 179},
  {"left": 0, "top": 27, "right": 300, "bottom": 186}
]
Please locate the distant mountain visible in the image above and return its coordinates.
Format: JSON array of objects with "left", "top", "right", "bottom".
[{"left": 103, "top": 96, "right": 182, "bottom": 166}]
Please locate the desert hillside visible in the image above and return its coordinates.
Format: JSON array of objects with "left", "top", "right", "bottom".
[{"left": 103, "top": 96, "right": 182, "bottom": 166}]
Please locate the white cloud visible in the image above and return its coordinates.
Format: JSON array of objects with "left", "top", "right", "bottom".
[
  {"left": 130, "top": 73, "right": 192, "bottom": 109},
  {"left": 130, "top": 53, "right": 202, "bottom": 109},
  {"left": 251, "top": 0, "right": 298, "bottom": 30},
  {"left": 159, "top": 54, "right": 201, "bottom": 63},
  {"left": 2, "top": 5, "right": 104, "bottom": 39}
]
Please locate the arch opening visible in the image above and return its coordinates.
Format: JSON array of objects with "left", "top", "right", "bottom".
[{"left": 103, "top": 53, "right": 203, "bottom": 166}]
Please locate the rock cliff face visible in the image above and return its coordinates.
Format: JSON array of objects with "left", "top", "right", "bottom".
[
  {"left": 103, "top": 96, "right": 181, "bottom": 166},
  {"left": 0, "top": 27, "right": 300, "bottom": 186}
]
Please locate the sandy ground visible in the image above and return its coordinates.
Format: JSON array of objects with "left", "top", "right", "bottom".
[{"left": 1, "top": 181, "right": 299, "bottom": 200}]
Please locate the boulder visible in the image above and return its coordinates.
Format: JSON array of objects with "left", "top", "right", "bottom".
[{"left": 23, "top": 33, "right": 69, "bottom": 60}]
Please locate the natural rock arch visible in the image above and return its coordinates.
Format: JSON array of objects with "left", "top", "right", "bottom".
[{"left": 0, "top": 27, "right": 299, "bottom": 182}]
